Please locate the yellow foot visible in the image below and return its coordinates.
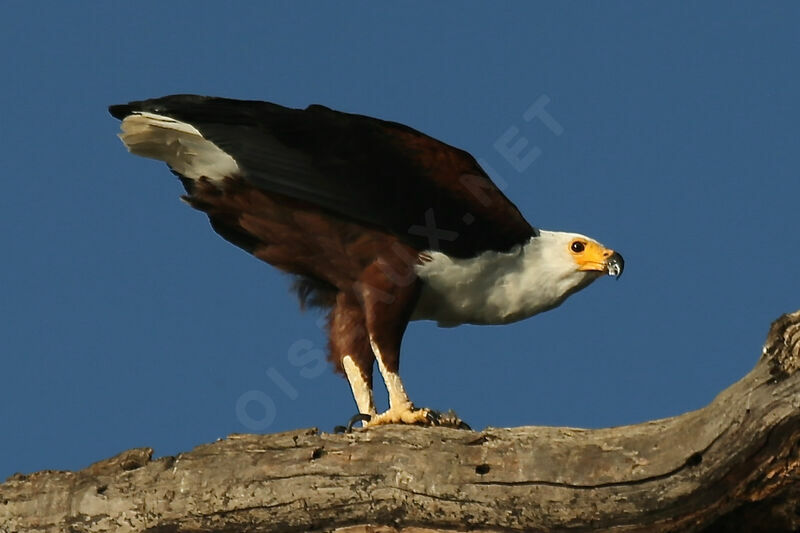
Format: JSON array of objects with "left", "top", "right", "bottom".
[
  {"left": 333, "top": 407, "right": 471, "bottom": 432},
  {"left": 364, "top": 404, "right": 434, "bottom": 427}
]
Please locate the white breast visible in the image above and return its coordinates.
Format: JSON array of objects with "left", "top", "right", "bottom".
[{"left": 411, "top": 231, "right": 600, "bottom": 326}]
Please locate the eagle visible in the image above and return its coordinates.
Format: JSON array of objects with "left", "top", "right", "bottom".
[{"left": 109, "top": 95, "right": 624, "bottom": 429}]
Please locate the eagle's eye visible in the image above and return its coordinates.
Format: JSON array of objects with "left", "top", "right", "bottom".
[{"left": 570, "top": 241, "right": 585, "bottom": 253}]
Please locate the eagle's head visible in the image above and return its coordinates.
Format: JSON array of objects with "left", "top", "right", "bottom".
[
  {"left": 549, "top": 230, "right": 623, "bottom": 278},
  {"left": 528, "top": 230, "right": 624, "bottom": 308}
]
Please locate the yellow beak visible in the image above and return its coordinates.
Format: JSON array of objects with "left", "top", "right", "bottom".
[{"left": 575, "top": 242, "right": 625, "bottom": 278}]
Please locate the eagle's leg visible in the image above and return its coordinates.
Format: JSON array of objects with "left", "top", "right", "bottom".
[
  {"left": 342, "top": 356, "right": 375, "bottom": 417},
  {"left": 329, "top": 293, "right": 377, "bottom": 420},
  {"left": 356, "top": 257, "right": 433, "bottom": 427},
  {"left": 366, "top": 337, "right": 434, "bottom": 426}
]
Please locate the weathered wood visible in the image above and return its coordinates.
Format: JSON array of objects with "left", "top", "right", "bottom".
[{"left": 2, "top": 310, "right": 799, "bottom": 533}]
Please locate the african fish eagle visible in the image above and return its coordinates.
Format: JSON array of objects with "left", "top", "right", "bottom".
[{"left": 109, "top": 95, "right": 624, "bottom": 428}]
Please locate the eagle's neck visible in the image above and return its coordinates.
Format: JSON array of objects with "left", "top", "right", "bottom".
[{"left": 412, "top": 231, "right": 598, "bottom": 326}]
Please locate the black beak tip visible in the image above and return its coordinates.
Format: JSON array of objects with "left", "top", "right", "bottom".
[{"left": 608, "top": 252, "right": 625, "bottom": 279}]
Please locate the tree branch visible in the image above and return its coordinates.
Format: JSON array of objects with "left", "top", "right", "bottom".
[{"left": 2, "top": 310, "right": 799, "bottom": 533}]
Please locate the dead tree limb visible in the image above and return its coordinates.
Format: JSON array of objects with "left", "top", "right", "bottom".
[{"left": 2, "top": 310, "right": 799, "bottom": 533}]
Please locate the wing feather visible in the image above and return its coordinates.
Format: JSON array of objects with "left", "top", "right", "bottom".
[{"left": 110, "top": 95, "right": 536, "bottom": 257}]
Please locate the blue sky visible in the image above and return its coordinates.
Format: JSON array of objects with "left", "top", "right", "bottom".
[{"left": 1, "top": 2, "right": 798, "bottom": 480}]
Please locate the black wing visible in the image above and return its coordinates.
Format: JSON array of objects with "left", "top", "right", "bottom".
[{"left": 109, "top": 95, "right": 536, "bottom": 258}]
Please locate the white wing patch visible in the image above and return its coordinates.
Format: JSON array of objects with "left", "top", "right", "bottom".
[{"left": 117, "top": 112, "right": 239, "bottom": 182}]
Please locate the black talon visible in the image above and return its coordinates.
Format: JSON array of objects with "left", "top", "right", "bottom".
[
  {"left": 347, "top": 413, "right": 372, "bottom": 432},
  {"left": 433, "top": 409, "right": 472, "bottom": 430},
  {"left": 426, "top": 410, "right": 441, "bottom": 426},
  {"left": 334, "top": 412, "right": 372, "bottom": 433}
]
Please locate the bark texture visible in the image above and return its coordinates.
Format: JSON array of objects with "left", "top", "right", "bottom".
[{"left": 2, "top": 310, "right": 799, "bottom": 533}]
